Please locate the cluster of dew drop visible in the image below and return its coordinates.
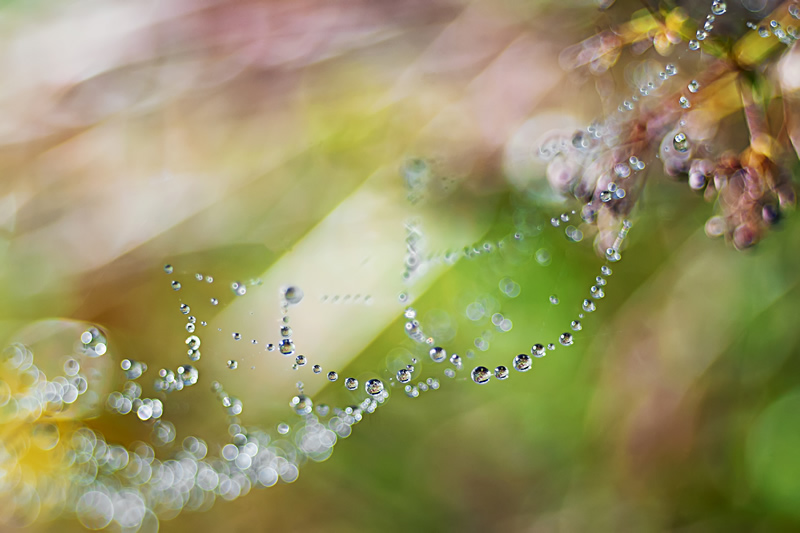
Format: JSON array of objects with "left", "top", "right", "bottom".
[
  {"left": 7, "top": 2, "right": 763, "bottom": 528},
  {"left": 748, "top": 3, "right": 800, "bottom": 44}
]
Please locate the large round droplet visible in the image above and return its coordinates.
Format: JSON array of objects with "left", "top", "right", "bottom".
[
  {"left": 284, "top": 286, "right": 304, "bottom": 305},
  {"left": 290, "top": 394, "right": 313, "bottom": 415},
  {"left": 177, "top": 364, "right": 199, "bottom": 385},
  {"left": 471, "top": 366, "right": 491, "bottom": 384},
  {"left": 559, "top": 333, "right": 574, "bottom": 346},
  {"left": 344, "top": 377, "right": 358, "bottom": 391},
  {"left": 279, "top": 339, "right": 295, "bottom": 356},
  {"left": 365, "top": 379, "right": 384, "bottom": 396},
  {"left": 327, "top": 371, "right": 338, "bottom": 382},
  {"left": 494, "top": 366, "right": 509, "bottom": 380},
  {"left": 397, "top": 368, "right": 412, "bottom": 383},
  {"left": 429, "top": 346, "right": 446, "bottom": 363},
  {"left": 513, "top": 353, "right": 532, "bottom": 372},
  {"left": 531, "top": 344, "right": 546, "bottom": 358},
  {"left": 673, "top": 132, "right": 689, "bottom": 153}
]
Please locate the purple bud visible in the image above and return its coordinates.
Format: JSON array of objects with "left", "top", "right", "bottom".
[{"left": 688, "top": 171, "right": 707, "bottom": 190}]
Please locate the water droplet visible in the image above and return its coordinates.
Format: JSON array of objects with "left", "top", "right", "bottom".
[
  {"left": 279, "top": 339, "right": 295, "bottom": 356},
  {"left": 590, "top": 285, "right": 605, "bottom": 299},
  {"left": 571, "top": 320, "right": 582, "bottom": 331},
  {"left": 665, "top": 64, "right": 677, "bottom": 76},
  {"left": 559, "top": 333, "right": 574, "bottom": 346},
  {"left": 679, "top": 96, "right": 691, "bottom": 109},
  {"left": 313, "top": 365, "right": 321, "bottom": 374},
  {"left": 547, "top": 343, "right": 556, "bottom": 351},
  {"left": 601, "top": 266, "right": 612, "bottom": 276},
  {"left": 277, "top": 423, "right": 290, "bottom": 435},
  {"left": 494, "top": 366, "right": 509, "bottom": 380},
  {"left": 284, "top": 286, "right": 304, "bottom": 305},
  {"left": 688, "top": 80, "right": 700, "bottom": 93},
  {"left": 231, "top": 282, "right": 247, "bottom": 296},
  {"left": 429, "top": 346, "right": 447, "bottom": 363},
  {"left": 688, "top": 39, "right": 700, "bottom": 50},
  {"left": 164, "top": 264, "right": 174, "bottom": 274},
  {"left": 531, "top": 344, "right": 546, "bottom": 358},
  {"left": 172, "top": 281, "right": 182, "bottom": 291},
  {"left": 227, "top": 360, "right": 238, "bottom": 370},
  {"left": 513, "top": 353, "right": 532, "bottom": 372},
  {"left": 210, "top": 298, "right": 219, "bottom": 306},
  {"left": 791, "top": 4, "right": 800, "bottom": 19},
  {"left": 471, "top": 366, "right": 491, "bottom": 384},
  {"left": 177, "top": 364, "right": 199, "bottom": 386},
  {"left": 549, "top": 295, "right": 559, "bottom": 305},
  {"left": 673, "top": 132, "right": 690, "bottom": 152},
  {"left": 696, "top": 30, "right": 708, "bottom": 40},
  {"left": 345, "top": 377, "right": 358, "bottom": 391},
  {"left": 397, "top": 368, "right": 412, "bottom": 383},
  {"left": 711, "top": 0, "right": 726, "bottom": 16},
  {"left": 582, "top": 299, "right": 596, "bottom": 312},
  {"left": 290, "top": 394, "right": 313, "bottom": 415},
  {"left": 551, "top": 217, "right": 560, "bottom": 227},
  {"left": 444, "top": 368, "right": 456, "bottom": 378},
  {"left": 327, "top": 371, "right": 338, "bottom": 382},
  {"left": 186, "top": 323, "right": 195, "bottom": 333},
  {"left": 232, "top": 332, "right": 242, "bottom": 341},
  {"left": 365, "top": 379, "right": 384, "bottom": 396},
  {"left": 449, "top": 354, "right": 462, "bottom": 368},
  {"left": 295, "top": 355, "right": 306, "bottom": 366},
  {"left": 281, "top": 326, "right": 292, "bottom": 338},
  {"left": 600, "top": 190, "right": 613, "bottom": 202}
]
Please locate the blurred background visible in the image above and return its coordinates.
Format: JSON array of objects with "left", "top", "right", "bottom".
[{"left": 1, "top": 0, "right": 800, "bottom": 531}]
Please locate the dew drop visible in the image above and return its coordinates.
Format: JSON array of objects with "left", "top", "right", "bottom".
[
  {"left": 673, "top": 132, "right": 690, "bottom": 153},
  {"left": 164, "top": 264, "right": 174, "bottom": 274},
  {"left": 227, "top": 360, "right": 238, "bottom": 370},
  {"left": 172, "top": 281, "right": 182, "bottom": 291},
  {"left": 397, "top": 368, "right": 412, "bottom": 383},
  {"left": 513, "top": 353, "right": 532, "bottom": 372},
  {"left": 177, "top": 364, "right": 199, "bottom": 386},
  {"left": 279, "top": 339, "right": 295, "bottom": 356},
  {"left": 295, "top": 355, "right": 306, "bottom": 366},
  {"left": 679, "top": 96, "right": 691, "bottom": 109},
  {"left": 688, "top": 80, "right": 700, "bottom": 93},
  {"left": 559, "top": 333, "right": 574, "bottom": 346},
  {"left": 471, "top": 366, "right": 491, "bottom": 384},
  {"left": 284, "top": 286, "right": 304, "bottom": 305},
  {"left": 429, "top": 346, "right": 447, "bottom": 363},
  {"left": 688, "top": 39, "right": 700, "bottom": 50},
  {"left": 531, "top": 344, "right": 546, "bottom": 358},
  {"left": 494, "top": 366, "right": 509, "bottom": 380},
  {"left": 549, "top": 295, "right": 559, "bottom": 305},
  {"left": 313, "top": 365, "right": 321, "bottom": 374},
  {"left": 344, "top": 377, "right": 358, "bottom": 391},
  {"left": 290, "top": 394, "right": 313, "bottom": 415},
  {"left": 711, "top": 0, "right": 726, "bottom": 16},
  {"left": 365, "top": 379, "right": 384, "bottom": 396},
  {"left": 571, "top": 320, "right": 582, "bottom": 331},
  {"left": 582, "top": 299, "right": 596, "bottom": 312},
  {"left": 327, "top": 371, "right": 339, "bottom": 382}
]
